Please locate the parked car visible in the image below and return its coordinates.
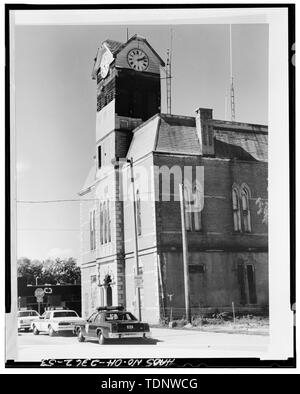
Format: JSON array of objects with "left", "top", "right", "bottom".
[
  {"left": 18, "top": 310, "right": 40, "bottom": 332},
  {"left": 31, "top": 309, "right": 85, "bottom": 336},
  {"left": 74, "top": 306, "right": 151, "bottom": 345}
]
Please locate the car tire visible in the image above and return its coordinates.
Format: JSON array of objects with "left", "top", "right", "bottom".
[
  {"left": 77, "top": 329, "right": 85, "bottom": 343},
  {"left": 33, "top": 326, "right": 39, "bottom": 335},
  {"left": 48, "top": 326, "right": 56, "bottom": 337},
  {"left": 98, "top": 331, "right": 106, "bottom": 345}
]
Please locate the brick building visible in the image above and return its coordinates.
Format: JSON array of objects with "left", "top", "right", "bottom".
[{"left": 79, "top": 35, "right": 268, "bottom": 323}]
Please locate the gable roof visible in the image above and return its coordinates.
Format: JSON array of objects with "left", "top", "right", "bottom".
[{"left": 92, "top": 34, "right": 165, "bottom": 79}]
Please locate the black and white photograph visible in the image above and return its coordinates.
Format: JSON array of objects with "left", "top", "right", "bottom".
[{"left": 3, "top": 3, "right": 295, "bottom": 372}]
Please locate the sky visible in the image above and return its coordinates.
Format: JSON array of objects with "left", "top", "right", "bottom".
[{"left": 15, "top": 23, "right": 268, "bottom": 260}]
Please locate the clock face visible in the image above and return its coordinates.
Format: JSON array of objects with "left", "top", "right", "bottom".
[
  {"left": 127, "top": 49, "right": 149, "bottom": 71},
  {"left": 100, "top": 52, "right": 110, "bottom": 78}
]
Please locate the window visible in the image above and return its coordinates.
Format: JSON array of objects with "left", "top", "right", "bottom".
[
  {"left": 232, "top": 187, "right": 241, "bottom": 232},
  {"left": 237, "top": 264, "right": 247, "bottom": 305},
  {"left": 136, "top": 190, "right": 142, "bottom": 236},
  {"left": 208, "top": 126, "right": 213, "bottom": 146},
  {"left": 237, "top": 262, "right": 257, "bottom": 305},
  {"left": 97, "top": 145, "right": 102, "bottom": 169},
  {"left": 90, "top": 210, "right": 96, "bottom": 250},
  {"left": 241, "top": 185, "right": 251, "bottom": 232},
  {"left": 103, "top": 202, "right": 107, "bottom": 244},
  {"left": 100, "top": 203, "right": 103, "bottom": 244},
  {"left": 99, "top": 201, "right": 111, "bottom": 245},
  {"left": 189, "top": 264, "right": 205, "bottom": 274},
  {"left": 107, "top": 200, "right": 111, "bottom": 242}
]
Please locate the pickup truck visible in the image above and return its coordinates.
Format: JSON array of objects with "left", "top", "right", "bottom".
[
  {"left": 74, "top": 306, "right": 151, "bottom": 345},
  {"left": 31, "top": 309, "right": 85, "bottom": 336}
]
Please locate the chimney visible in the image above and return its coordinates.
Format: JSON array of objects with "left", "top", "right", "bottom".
[{"left": 195, "top": 108, "right": 214, "bottom": 156}]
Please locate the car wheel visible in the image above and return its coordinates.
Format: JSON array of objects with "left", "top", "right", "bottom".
[
  {"left": 48, "top": 326, "right": 56, "bottom": 337},
  {"left": 98, "top": 331, "right": 106, "bottom": 345},
  {"left": 33, "top": 326, "right": 39, "bottom": 335},
  {"left": 77, "top": 328, "right": 85, "bottom": 343}
]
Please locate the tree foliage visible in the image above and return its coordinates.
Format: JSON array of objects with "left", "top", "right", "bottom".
[
  {"left": 256, "top": 197, "right": 268, "bottom": 225},
  {"left": 17, "top": 257, "right": 81, "bottom": 285}
]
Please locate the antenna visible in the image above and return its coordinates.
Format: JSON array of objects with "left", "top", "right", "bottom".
[
  {"left": 166, "top": 28, "right": 173, "bottom": 114},
  {"left": 126, "top": 28, "right": 129, "bottom": 41},
  {"left": 229, "top": 24, "right": 235, "bottom": 121}
]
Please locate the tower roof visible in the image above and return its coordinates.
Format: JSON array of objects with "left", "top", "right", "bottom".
[{"left": 92, "top": 34, "right": 165, "bottom": 79}]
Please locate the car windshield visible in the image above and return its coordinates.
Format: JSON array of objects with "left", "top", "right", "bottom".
[
  {"left": 105, "top": 312, "right": 137, "bottom": 321},
  {"left": 18, "top": 311, "right": 39, "bottom": 317},
  {"left": 53, "top": 311, "right": 78, "bottom": 318}
]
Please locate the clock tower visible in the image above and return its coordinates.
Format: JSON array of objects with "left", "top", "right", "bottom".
[
  {"left": 81, "top": 35, "right": 164, "bottom": 311},
  {"left": 92, "top": 34, "right": 164, "bottom": 167}
]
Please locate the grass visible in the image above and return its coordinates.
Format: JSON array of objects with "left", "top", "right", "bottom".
[{"left": 164, "top": 314, "right": 269, "bottom": 335}]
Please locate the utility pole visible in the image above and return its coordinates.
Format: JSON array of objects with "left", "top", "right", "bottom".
[
  {"left": 179, "top": 183, "right": 191, "bottom": 323},
  {"left": 229, "top": 24, "right": 235, "bottom": 121},
  {"left": 166, "top": 49, "right": 172, "bottom": 114},
  {"left": 128, "top": 157, "right": 142, "bottom": 321},
  {"left": 166, "top": 28, "right": 173, "bottom": 114}
]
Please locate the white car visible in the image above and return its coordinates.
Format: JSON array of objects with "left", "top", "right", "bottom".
[
  {"left": 18, "top": 310, "right": 40, "bottom": 331},
  {"left": 31, "top": 309, "right": 85, "bottom": 336}
]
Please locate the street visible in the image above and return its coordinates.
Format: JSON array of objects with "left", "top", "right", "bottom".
[{"left": 17, "top": 328, "right": 269, "bottom": 361}]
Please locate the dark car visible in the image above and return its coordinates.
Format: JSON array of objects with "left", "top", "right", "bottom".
[{"left": 74, "top": 306, "right": 151, "bottom": 345}]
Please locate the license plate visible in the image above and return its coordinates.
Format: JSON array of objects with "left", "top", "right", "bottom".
[
  {"left": 127, "top": 325, "right": 134, "bottom": 329},
  {"left": 122, "top": 333, "right": 141, "bottom": 337}
]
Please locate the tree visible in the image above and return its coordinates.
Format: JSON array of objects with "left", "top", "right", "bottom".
[
  {"left": 256, "top": 197, "right": 268, "bottom": 225},
  {"left": 17, "top": 257, "right": 81, "bottom": 285},
  {"left": 17, "top": 257, "right": 43, "bottom": 285}
]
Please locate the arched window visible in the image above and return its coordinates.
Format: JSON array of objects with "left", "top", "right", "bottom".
[
  {"left": 103, "top": 201, "right": 107, "bottom": 243},
  {"left": 136, "top": 190, "right": 142, "bottom": 236},
  {"left": 184, "top": 186, "right": 192, "bottom": 231},
  {"left": 241, "top": 185, "right": 251, "bottom": 232},
  {"left": 100, "top": 203, "right": 103, "bottom": 245},
  {"left": 90, "top": 210, "right": 96, "bottom": 250},
  {"left": 107, "top": 200, "right": 111, "bottom": 242},
  {"left": 232, "top": 187, "right": 241, "bottom": 232},
  {"left": 93, "top": 210, "right": 96, "bottom": 249}
]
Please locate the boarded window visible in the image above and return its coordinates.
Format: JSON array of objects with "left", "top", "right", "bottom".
[
  {"left": 188, "top": 264, "right": 205, "bottom": 274},
  {"left": 246, "top": 265, "right": 257, "bottom": 304},
  {"left": 237, "top": 264, "right": 247, "bottom": 305}
]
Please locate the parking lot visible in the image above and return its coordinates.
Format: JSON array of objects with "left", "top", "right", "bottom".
[{"left": 17, "top": 328, "right": 269, "bottom": 362}]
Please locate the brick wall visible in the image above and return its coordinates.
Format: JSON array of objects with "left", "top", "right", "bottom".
[
  {"left": 162, "top": 251, "right": 268, "bottom": 314},
  {"left": 154, "top": 153, "right": 268, "bottom": 252}
]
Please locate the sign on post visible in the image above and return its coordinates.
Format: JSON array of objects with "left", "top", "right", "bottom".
[
  {"left": 34, "top": 288, "right": 45, "bottom": 298},
  {"left": 34, "top": 288, "right": 45, "bottom": 315},
  {"left": 134, "top": 275, "right": 143, "bottom": 289}
]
